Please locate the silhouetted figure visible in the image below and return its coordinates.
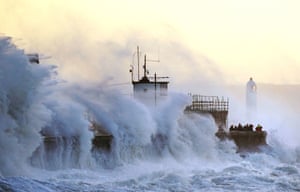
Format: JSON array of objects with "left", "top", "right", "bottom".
[
  {"left": 249, "top": 124, "right": 254, "bottom": 131},
  {"left": 237, "top": 123, "right": 243, "bottom": 131},
  {"left": 255, "top": 124, "right": 263, "bottom": 132}
]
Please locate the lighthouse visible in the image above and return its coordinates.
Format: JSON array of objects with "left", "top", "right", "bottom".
[
  {"left": 130, "top": 46, "right": 169, "bottom": 106},
  {"left": 246, "top": 77, "right": 257, "bottom": 122}
]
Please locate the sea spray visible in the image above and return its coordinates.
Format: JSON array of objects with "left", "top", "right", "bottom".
[
  {"left": 0, "top": 37, "right": 53, "bottom": 176},
  {"left": 32, "top": 85, "right": 97, "bottom": 170},
  {"left": 92, "top": 88, "right": 157, "bottom": 166},
  {"left": 32, "top": 83, "right": 156, "bottom": 169},
  {"left": 152, "top": 92, "right": 194, "bottom": 159},
  {"left": 92, "top": 90, "right": 225, "bottom": 165},
  {"left": 0, "top": 36, "right": 232, "bottom": 174},
  {"left": 57, "top": 88, "right": 224, "bottom": 167},
  {"left": 0, "top": 36, "right": 95, "bottom": 173}
]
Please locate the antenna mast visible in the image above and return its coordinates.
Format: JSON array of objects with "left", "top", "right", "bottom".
[
  {"left": 137, "top": 46, "right": 140, "bottom": 80},
  {"left": 143, "top": 54, "right": 147, "bottom": 77}
]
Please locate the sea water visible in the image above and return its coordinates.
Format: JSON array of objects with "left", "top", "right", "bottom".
[{"left": 0, "top": 36, "right": 300, "bottom": 192}]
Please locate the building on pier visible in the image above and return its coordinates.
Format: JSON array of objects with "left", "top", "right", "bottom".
[{"left": 130, "top": 46, "right": 169, "bottom": 106}]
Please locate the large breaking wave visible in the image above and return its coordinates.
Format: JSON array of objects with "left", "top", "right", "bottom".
[
  {"left": 0, "top": 36, "right": 300, "bottom": 191},
  {"left": 0, "top": 36, "right": 230, "bottom": 176}
]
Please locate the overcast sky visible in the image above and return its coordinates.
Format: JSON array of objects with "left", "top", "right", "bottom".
[{"left": 1, "top": 0, "right": 300, "bottom": 91}]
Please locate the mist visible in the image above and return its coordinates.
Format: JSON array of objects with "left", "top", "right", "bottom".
[
  {"left": 1, "top": 0, "right": 300, "bottom": 179},
  {"left": 2, "top": 2, "right": 300, "bottom": 191},
  {"left": 227, "top": 83, "right": 300, "bottom": 148},
  {"left": 0, "top": 35, "right": 232, "bottom": 176}
]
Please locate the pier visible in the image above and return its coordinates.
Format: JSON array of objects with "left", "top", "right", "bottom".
[
  {"left": 185, "top": 94, "right": 267, "bottom": 152},
  {"left": 185, "top": 94, "right": 229, "bottom": 130}
]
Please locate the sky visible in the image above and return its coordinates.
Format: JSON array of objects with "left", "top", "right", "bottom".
[{"left": 1, "top": 0, "right": 300, "bottom": 92}]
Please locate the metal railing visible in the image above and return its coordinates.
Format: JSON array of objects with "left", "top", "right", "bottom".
[{"left": 187, "top": 94, "right": 229, "bottom": 112}]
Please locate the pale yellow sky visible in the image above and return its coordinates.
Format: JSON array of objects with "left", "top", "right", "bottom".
[{"left": 1, "top": 0, "right": 300, "bottom": 90}]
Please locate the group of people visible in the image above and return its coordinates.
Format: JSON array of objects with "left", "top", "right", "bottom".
[{"left": 229, "top": 123, "right": 263, "bottom": 132}]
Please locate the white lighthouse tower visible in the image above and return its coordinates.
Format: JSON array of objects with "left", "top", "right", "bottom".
[
  {"left": 130, "top": 46, "right": 169, "bottom": 106},
  {"left": 246, "top": 77, "right": 257, "bottom": 122}
]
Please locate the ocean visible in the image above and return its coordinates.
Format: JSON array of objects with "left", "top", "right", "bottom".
[{"left": 0, "top": 36, "right": 300, "bottom": 192}]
